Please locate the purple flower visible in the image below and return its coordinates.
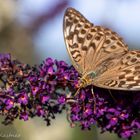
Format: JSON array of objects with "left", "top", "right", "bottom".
[
  {"left": 110, "top": 117, "right": 118, "bottom": 126},
  {"left": 5, "top": 87, "right": 14, "bottom": 96},
  {"left": 18, "top": 93, "right": 28, "bottom": 105},
  {"left": 31, "top": 86, "right": 39, "bottom": 96},
  {"left": 96, "top": 107, "right": 107, "bottom": 117},
  {"left": 72, "top": 80, "right": 79, "bottom": 88},
  {"left": 108, "top": 108, "right": 119, "bottom": 115},
  {"left": 45, "top": 84, "right": 55, "bottom": 94},
  {"left": 81, "top": 121, "right": 91, "bottom": 129},
  {"left": 45, "top": 58, "right": 54, "bottom": 66},
  {"left": 0, "top": 54, "right": 11, "bottom": 71},
  {"left": 41, "top": 95, "right": 50, "bottom": 104},
  {"left": 131, "top": 120, "right": 140, "bottom": 129},
  {"left": 71, "top": 114, "right": 81, "bottom": 121},
  {"left": 36, "top": 106, "right": 45, "bottom": 116},
  {"left": 71, "top": 105, "right": 81, "bottom": 113},
  {"left": 119, "top": 112, "right": 129, "bottom": 120},
  {"left": 120, "top": 128, "right": 135, "bottom": 139},
  {"left": 63, "top": 73, "right": 70, "bottom": 80},
  {"left": 20, "top": 112, "right": 29, "bottom": 121},
  {"left": 0, "top": 53, "right": 10, "bottom": 60},
  {"left": 47, "top": 67, "right": 54, "bottom": 75},
  {"left": 79, "top": 90, "right": 86, "bottom": 101},
  {"left": 89, "top": 118, "right": 96, "bottom": 125},
  {"left": 55, "top": 60, "right": 68, "bottom": 69},
  {"left": 83, "top": 107, "right": 92, "bottom": 117},
  {"left": 5, "top": 99, "right": 14, "bottom": 110},
  {"left": 57, "top": 95, "right": 66, "bottom": 104}
]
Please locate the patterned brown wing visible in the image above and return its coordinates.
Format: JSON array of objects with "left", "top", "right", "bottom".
[
  {"left": 63, "top": 7, "right": 128, "bottom": 76},
  {"left": 63, "top": 7, "right": 93, "bottom": 74},
  {"left": 94, "top": 50, "right": 140, "bottom": 90}
]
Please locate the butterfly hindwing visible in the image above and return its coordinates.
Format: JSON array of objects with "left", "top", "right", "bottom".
[{"left": 95, "top": 51, "right": 140, "bottom": 90}]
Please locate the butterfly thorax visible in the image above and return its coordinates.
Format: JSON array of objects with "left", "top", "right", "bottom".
[{"left": 79, "top": 71, "right": 97, "bottom": 88}]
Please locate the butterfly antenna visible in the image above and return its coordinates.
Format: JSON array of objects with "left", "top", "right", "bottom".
[
  {"left": 108, "top": 89, "right": 117, "bottom": 103},
  {"left": 91, "top": 87, "right": 96, "bottom": 113}
]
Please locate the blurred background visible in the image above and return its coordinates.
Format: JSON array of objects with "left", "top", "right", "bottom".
[{"left": 0, "top": 0, "right": 140, "bottom": 140}]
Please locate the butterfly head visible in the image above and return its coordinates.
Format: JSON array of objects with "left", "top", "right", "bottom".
[{"left": 79, "top": 71, "right": 97, "bottom": 88}]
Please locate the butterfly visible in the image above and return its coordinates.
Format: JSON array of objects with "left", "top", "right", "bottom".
[{"left": 63, "top": 7, "right": 140, "bottom": 92}]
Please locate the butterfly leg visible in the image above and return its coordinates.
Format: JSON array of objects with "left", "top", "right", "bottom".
[
  {"left": 73, "top": 88, "right": 81, "bottom": 97},
  {"left": 91, "top": 87, "right": 96, "bottom": 114},
  {"left": 66, "top": 105, "right": 76, "bottom": 128},
  {"left": 66, "top": 92, "right": 78, "bottom": 103},
  {"left": 108, "top": 89, "right": 117, "bottom": 102},
  {"left": 65, "top": 92, "right": 77, "bottom": 128}
]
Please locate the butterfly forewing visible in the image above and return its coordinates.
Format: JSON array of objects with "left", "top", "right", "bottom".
[
  {"left": 64, "top": 7, "right": 93, "bottom": 74},
  {"left": 64, "top": 8, "right": 128, "bottom": 76}
]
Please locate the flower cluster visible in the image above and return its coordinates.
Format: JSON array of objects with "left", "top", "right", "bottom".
[
  {"left": 0, "top": 54, "right": 78, "bottom": 125},
  {"left": 69, "top": 87, "right": 140, "bottom": 139},
  {"left": 0, "top": 53, "right": 140, "bottom": 139}
]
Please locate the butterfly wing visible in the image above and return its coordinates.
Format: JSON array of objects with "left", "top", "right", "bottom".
[
  {"left": 63, "top": 8, "right": 128, "bottom": 76},
  {"left": 64, "top": 7, "right": 93, "bottom": 74},
  {"left": 94, "top": 50, "right": 140, "bottom": 90}
]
